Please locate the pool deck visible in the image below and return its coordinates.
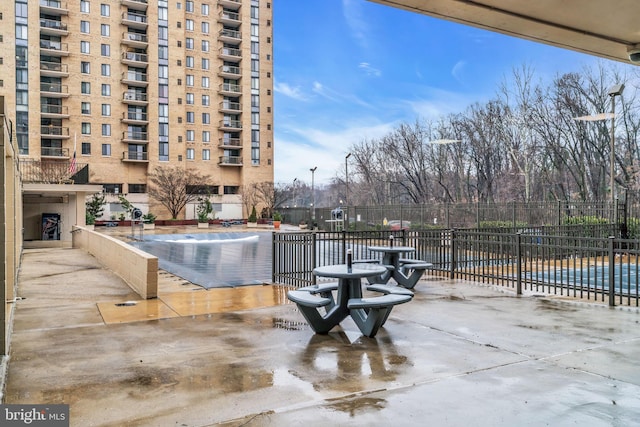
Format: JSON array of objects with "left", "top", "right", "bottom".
[{"left": 3, "top": 225, "right": 640, "bottom": 426}]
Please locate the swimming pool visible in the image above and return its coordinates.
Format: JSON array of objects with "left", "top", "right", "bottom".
[{"left": 130, "top": 232, "right": 272, "bottom": 289}]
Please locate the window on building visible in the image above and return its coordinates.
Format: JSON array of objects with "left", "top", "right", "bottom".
[
  {"left": 159, "top": 46, "right": 168, "bottom": 60},
  {"left": 81, "top": 21, "right": 90, "bottom": 33},
  {"left": 100, "top": 4, "right": 110, "bottom": 16},
  {"left": 186, "top": 56, "right": 194, "bottom": 68},
  {"left": 201, "top": 22, "right": 209, "bottom": 34},
  {"left": 81, "top": 102, "right": 91, "bottom": 114},
  {"left": 101, "top": 64, "right": 110, "bottom": 76},
  {"left": 186, "top": 93, "right": 194, "bottom": 104},
  {"left": 201, "top": 58, "right": 209, "bottom": 70},
  {"left": 186, "top": 19, "right": 194, "bottom": 31},
  {"left": 101, "top": 84, "right": 111, "bottom": 96},
  {"left": 201, "top": 4, "right": 209, "bottom": 15},
  {"left": 186, "top": 74, "right": 194, "bottom": 86},
  {"left": 201, "top": 76, "right": 210, "bottom": 88},
  {"left": 81, "top": 123, "right": 91, "bottom": 135},
  {"left": 102, "top": 124, "right": 111, "bottom": 136},
  {"left": 101, "top": 24, "right": 110, "bottom": 37},
  {"left": 80, "top": 1, "right": 90, "bottom": 13},
  {"left": 186, "top": 130, "right": 195, "bottom": 141},
  {"left": 81, "top": 82, "right": 91, "bottom": 94},
  {"left": 100, "top": 44, "right": 110, "bottom": 56},
  {"left": 186, "top": 38, "right": 193, "bottom": 49},
  {"left": 201, "top": 40, "right": 209, "bottom": 52},
  {"left": 81, "top": 142, "right": 91, "bottom": 155},
  {"left": 186, "top": 148, "right": 195, "bottom": 160},
  {"left": 81, "top": 41, "right": 90, "bottom": 54},
  {"left": 202, "top": 95, "right": 210, "bottom": 106},
  {"left": 81, "top": 61, "right": 90, "bottom": 74},
  {"left": 102, "top": 144, "right": 111, "bottom": 156},
  {"left": 202, "top": 113, "right": 210, "bottom": 124},
  {"left": 159, "top": 142, "right": 169, "bottom": 161},
  {"left": 101, "top": 104, "right": 110, "bottom": 116},
  {"left": 202, "top": 131, "right": 210, "bottom": 142},
  {"left": 186, "top": 112, "right": 194, "bottom": 123},
  {"left": 186, "top": 1, "right": 194, "bottom": 12},
  {"left": 202, "top": 149, "right": 210, "bottom": 160}
]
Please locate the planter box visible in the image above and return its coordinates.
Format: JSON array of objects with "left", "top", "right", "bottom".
[
  {"left": 197, "top": 222, "right": 209, "bottom": 229},
  {"left": 247, "top": 222, "right": 258, "bottom": 228},
  {"left": 143, "top": 223, "right": 155, "bottom": 230}
]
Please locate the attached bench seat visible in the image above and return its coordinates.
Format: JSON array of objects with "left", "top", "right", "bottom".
[
  {"left": 366, "top": 283, "right": 415, "bottom": 296},
  {"left": 298, "top": 282, "right": 339, "bottom": 294},
  {"left": 287, "top": 290, "right": 335, "bottom": 334},
  {"left": 353, "top": 258, "right": 380, "bottom": 264},
  {"left": 347, "top": 294, "right": 412, "bottom": 337}
]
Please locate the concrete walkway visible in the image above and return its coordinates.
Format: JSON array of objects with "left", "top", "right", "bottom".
[{"left": 4, "top": 246, "right": 640, "bottom": 426}]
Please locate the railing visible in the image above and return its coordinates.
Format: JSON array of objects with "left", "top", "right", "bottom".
[
  {"left": 219, "top": 65, "right": 241, "bottom": 76},
  {"left": 122, "top": 12, "right": 148, "bottom": 24},
  {"left": 219, "top": 47, "right": 242, "bottom": 57},
  {"left": 40, "top": 18, "right": 67, "bottom": 31},
  {"left": 272, "top": 225, "right": 639, "bottom": 306},
  {"left": 122, "top": 131, "right": 148, "bottom": 141},
  {"left": 220, "top": 101, "right": 241, "bottom": 111},
  {"left": 40, "top": 61, "right": 68, "bottom": 73},
  {"left": 123, "top": 32, "right": 148, "bottom": 43},
  {"left": 123, "top": 91, "right": 147, "bottom": 102},
  {"left": 122, "top": 151, "right": 148, "bottom": 161},
  {"left": 219, "top": 138, "right": 241, "bottom": 147},
  {"left": 218, "top": 155, "right": 242, "bottom": 165},
  {"left": 220, "top": 29, "right": 241, "bottom": 40},
  {"left": 220, "top": 82, "right": 241, "bottom": 93},
  {"left": 41, "top": 104, "right": 68, "bottom": 115},
  {"left": 40, "top": 40, "right": 68, "bottom": 52},
  {"left": 122, "top": 51, "right": 148, "bottom": 62},
  {"left": 40, "top": 125, "right": 69, "bottom": 137},
  {"left": 219, "top": 119, "right": 242, "bottom": 129},
  {"left": 40, "top": 0, "right": 66, "bottom": 8},
  {"left": 41, "top": 82, "right": 68, "bottom": 94},
  {"left": 19, "top": 159, "right": 88, "bottom": 184},
  {"left": 122, "top": 111, "right": 148, "bottom": 121},
  {"left": 121, "top": 72, "right": 148, "bottom": 83}
]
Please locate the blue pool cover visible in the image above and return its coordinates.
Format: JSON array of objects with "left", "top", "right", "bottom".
[{"left": 130, "top": 232, "right": 272, "bottom": 289}]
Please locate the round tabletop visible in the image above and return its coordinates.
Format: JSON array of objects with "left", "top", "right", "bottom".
[
  {"left": 313, "top": 263, "right": 387, "bottom": 279},
  {"left": 367, "top": 245, "right": 415, "bottom": 254}
]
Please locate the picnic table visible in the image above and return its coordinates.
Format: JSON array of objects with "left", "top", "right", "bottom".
[
  {"left": 287, "top": 263, "right": 412, "bottom": 337},
  {"left": 367, "top": 245, "right": 433, "bottom": 289}
]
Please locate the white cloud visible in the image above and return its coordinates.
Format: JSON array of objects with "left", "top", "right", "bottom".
[
  {"left": 359, "top": 62, "right": 382, "bottom": 77},
  {"left": 274, "top": 81, "right": 307, "bottom": 101},
  {"left": 342, "top": 0, "right": 369, "bottom": 49},
  {"left": 451, "top": 60, "right": 467, "bottom": 84}
]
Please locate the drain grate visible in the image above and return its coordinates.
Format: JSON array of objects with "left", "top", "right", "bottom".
[{"left": 115, "top": 301, "right": 138, "bottom": 307}]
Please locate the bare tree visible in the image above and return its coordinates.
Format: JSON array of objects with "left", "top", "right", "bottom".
[{"left": 147, "top": 166, "right": 210, "bottom": 219}]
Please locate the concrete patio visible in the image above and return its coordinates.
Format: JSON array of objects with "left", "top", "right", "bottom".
[{"left": 3, "top": 244, "right": 640, "bottom": 426}]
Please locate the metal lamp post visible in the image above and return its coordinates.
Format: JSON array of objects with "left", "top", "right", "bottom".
[
  {"left": 345, "top": 153, "right": 351, "bottom": 227},
  {"left": 608, "top": 84, "right": 624, "bottom": 223},
  {"left": 310, "top": 166, "right": 317, "bottom": 225}
]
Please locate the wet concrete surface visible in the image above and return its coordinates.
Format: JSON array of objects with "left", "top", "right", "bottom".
[{"left": 4, "top": 241, "right": 640, "bottom": 426}]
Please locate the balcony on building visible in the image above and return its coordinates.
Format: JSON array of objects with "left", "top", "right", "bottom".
[
  {"left": 122, "top": 131, "right": 149, "bottom": 144},
  {"left": 39, "top": 18, "right": 69, "bottom": 36},
  {"left": 40, "top": 82, "right": 69, "bottom": 97},
  {"left": 121, "top": 71, "right": 148, "bottom": 87},
  {"left": 39, "top": 0, "right": 69, "bottom": 15},
  {"left": 219, "top": 28, "right": 242, "bottom": 45},
  {"left": 121, "top": 51, "right": 149, "bottom": 66},
  {"left": 218, "top": 155, "right": 242, "bottom": 166},
  {"left": 121, "top": 32, "right": 149, "bottom": 48},
  {"left": 120, "top": 0, "right": 148, "bottom": 12},
  {"left": 122, "top": 90, "right": 148, "bottom": 105},
  {"left": 218, "top": 0, "right": 241, "bottom": 11},
  {"left": 218, "top": 64, "right": 241, "bottom": 79},
  {"left": 40, "top": 125, "right": 70, "bottom": 139},
  {"left": 121, "top": 111, "right": 149, "bottom": 125},
  {"left": 40, "top": 40, "right": 69, "bottom": 56},
  {"left": 219, "top": 119, "right": 242, "bottom": 132},
  {"left": 40, "top": 146, "right": 70, "bottom": 159},
  {"left": 122, "top": 151, "right": 149, "bottom": 162},
  {"left": 220, "top": 100, "right": 241, "bottom": 114},
  {"left": 40, "top": 61, "right": 69, "bottom": 78},
  {"left": 41, "top": 103, "right": 69, "bottom": 118},
  {"left": 219, "top": 10, "right": 241, "bottom": 27},
  {"left": 121, "top": 12, "right": 148, "bottom": 30},
  {"left": 219, "top": 137, "right": 242, "bottom": 149},
  {"left": 219, "top": 82, "right": 242, "bottom": 97},
  {"left": 218, "top": 46, "right": 242, "bottom": 61}
]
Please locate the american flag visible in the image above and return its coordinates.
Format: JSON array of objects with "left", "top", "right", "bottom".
[{"left": 68, "top": 134, "right": 77, "bottom": 174}]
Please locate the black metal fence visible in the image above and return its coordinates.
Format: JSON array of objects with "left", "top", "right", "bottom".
[{"left": 272, "top": 224, "right": 640, "bottom": 307}]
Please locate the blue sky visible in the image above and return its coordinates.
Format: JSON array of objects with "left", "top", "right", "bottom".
[{"left": 272, "top": 0, "right": 604, "bottom": 186}]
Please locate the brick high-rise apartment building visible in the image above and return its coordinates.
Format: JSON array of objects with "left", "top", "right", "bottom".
[{"left": 0, "top": 0, "right": 274, "bottom": 221}]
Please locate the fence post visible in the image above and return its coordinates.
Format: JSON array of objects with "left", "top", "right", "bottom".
[
  {"left": 449, "top": 229, "right": 456, "bottom": 279},
  {"left": 516, "top": 232, "right": 522, "bottom": 295},
  {"left": 312, "top": 232, "right": 317, "bottom": 285},
  {"left": 608, "top": 236, "right": 615, "bottom": 307},
  {"left": 342, "top": 229, "right": 347, "bottom": 264}
]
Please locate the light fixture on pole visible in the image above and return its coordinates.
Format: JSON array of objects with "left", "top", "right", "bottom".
[
  {"left": 345, "top": 153, "right": 352, "bottom": 206},
  {"left": 574, "top": 84, "right": 624, "bottom": 225},
  {"left": 310, "top": 166, "right": 317, "bottom": 223},
  {"left": 608, "top": 84, "right": 624, "bottom": 218}
]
